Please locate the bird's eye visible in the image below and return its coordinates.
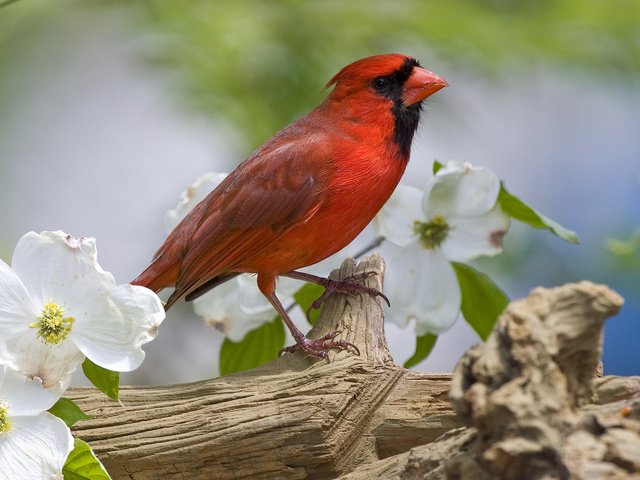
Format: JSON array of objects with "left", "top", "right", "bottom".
[{"left": 373, "top": 77, "right": 388, "bottom": 91}]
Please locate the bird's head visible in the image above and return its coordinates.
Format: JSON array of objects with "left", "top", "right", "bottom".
[
  {"left": 325, "top": 53, "right": 447, "bottom": 108},
  {"left": 324, "top": 54, "right": 447, "bottom": 157}
]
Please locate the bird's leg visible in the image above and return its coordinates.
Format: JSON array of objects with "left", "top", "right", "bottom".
[
  {"left": 258, "top": 273, "right": 358, "bottom": 358},
  {"left": 282, "top": 270, "right": 390, "bottom": 321}
]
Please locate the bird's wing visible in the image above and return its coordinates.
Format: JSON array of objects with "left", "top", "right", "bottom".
[{"left": 169, "top": 138, "right": 332, "bottom": 303}]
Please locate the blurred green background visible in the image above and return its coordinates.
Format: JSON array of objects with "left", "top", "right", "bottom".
[{"left": 1, "top": 0, "right": 638, "bottom": 383}]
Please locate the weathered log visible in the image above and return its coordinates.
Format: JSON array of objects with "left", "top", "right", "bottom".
[
  {"left": 341, "top": 282, "right": 640, "bottom": 480},
  {"left": 67, "top": 256, "right": 639, "bottom": 480},
  {"left": 67, "top": 255, "right": 460, "bottom": 479}
]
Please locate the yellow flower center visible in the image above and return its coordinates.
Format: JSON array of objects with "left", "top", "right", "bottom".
[
  {"left": 0, "top": 402, "right": 10, "bottom": 434},
  {"left": 30, "top": 302, "right": 75, "bottom": 345},
  {"left": 414, "top": 216, "right": 450, "bottom": 249}
]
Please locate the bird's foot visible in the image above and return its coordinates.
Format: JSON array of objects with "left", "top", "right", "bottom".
[
  {"left": 279, "top": 331, "right": 360, "bottom": 358},
  {"left": 305, "top": 272, "right": 390, "bottom": 320}
]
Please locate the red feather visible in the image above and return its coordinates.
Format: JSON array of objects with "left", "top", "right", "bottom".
[{"left": 132, "top": 54, "right": 447, "bottom": 353}]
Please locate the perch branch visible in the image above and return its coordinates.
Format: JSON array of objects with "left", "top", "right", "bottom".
[
  {"left": 341, "top": 282, "right": 640, "bottom": 480},
  {"left": 67, "top": 255, "right": 459, "bottom": 479},
  {"left": 67, "top": 257, "right": 639, "bottom": 479}
]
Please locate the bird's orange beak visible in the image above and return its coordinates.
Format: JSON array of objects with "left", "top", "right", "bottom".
[{"left": 402, "top": 67, "right": 448, "bottom": 106}]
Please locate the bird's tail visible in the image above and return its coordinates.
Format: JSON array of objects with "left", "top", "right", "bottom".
[{"left": 131, "top": 259, "right": 179, "bottom": 295}]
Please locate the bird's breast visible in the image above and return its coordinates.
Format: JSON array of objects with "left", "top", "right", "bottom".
[{"left": 239, "top": 144, "right": 407, "bottom": 274}]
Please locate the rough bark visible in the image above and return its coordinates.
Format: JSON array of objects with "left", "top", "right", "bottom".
[
  {"left": 67, "top": 255, "right": 460, "bottom": 479},
  {"left": 341, "top": 282, "right": 640, "bottom": 480},
  {"left": 66, "top": 256, "right": 640, "bottom": 480}
]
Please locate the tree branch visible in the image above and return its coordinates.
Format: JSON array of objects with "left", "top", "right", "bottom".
[
  {"left": 67, "top": 257, "right": 639, "bottom": 479},
  {"left": 67, "top": 255, "right": 459, "bottom": 479},
  {"left": 342, "top": 282, "right": 640, "bottom": 480}
]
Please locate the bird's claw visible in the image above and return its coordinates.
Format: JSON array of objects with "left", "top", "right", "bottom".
[
  {"left": 304, "top": 271, "right": 390, "bottom": 322},
  {"left": 279, "top": 331, "right": 360, "bottom": 358}
]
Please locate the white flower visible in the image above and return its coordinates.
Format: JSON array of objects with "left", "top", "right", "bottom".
[
  {"left": 193, "top": 274, "right": 278, "bottom": 342},
  {"left": 165, "top": 172, "right": 285, "bottom": 340},
  {"left": 166, "top": 172, "right": 318, "bottom": 339},
  {"left": 0, "top": 365, "right": 73, "bottom": 480},
  {"left": 164, "top": 172, "right": 228, "bottom": 232},
  {"left": 0, "top": 231, "right": 165, "bottom": 394},
  {"left": 375, "top": 160, "right": 510, "bottom": 335}
]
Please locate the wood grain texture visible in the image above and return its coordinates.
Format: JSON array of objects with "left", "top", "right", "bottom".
[
  {"left": 67, "top": 255, "right": 460, "bottom": 479},
  {"left": 67, "top": 257, "right": 639, "bottom": 479},
  {"left": 342, "top": 282, "right": 640, "bottom": 480}
]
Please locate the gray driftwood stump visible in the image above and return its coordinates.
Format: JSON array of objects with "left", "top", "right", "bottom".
[{"left": 67, "top": 255, "right": 640, "bottom": 479}]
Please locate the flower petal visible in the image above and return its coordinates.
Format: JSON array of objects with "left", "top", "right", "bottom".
[
  {"left": 10, "top": 231, "right": 115, "bottom": 309},
  {"left": 442, "top": 205, "right": 511, "bottom": 262},
  {"left": 0, "top": 335, "right": 82, "bottom": 395},
  {"left": 273, "top": 276, "right": 302, "bottom": 298},
  {"left": 423, "top": 160, "right": 501, "bottom": 218},
  {"left": 0, "top": 366, "right": 61, "bottom": 416},
  {"left": 71, "top": 285, "right": 165, "bottom": 372},
  {"left": 237, "top": 275, "right": 278, "bottom": 315},
  {"left": 193, "top": 277, "right": 275, "bottom": 342},
  {"left": 0, "top": 258, "right": 38, "bottom": 338},
  {"left": 165, "top": 172, "right": 228, "bottom": 231},
  {"left": 374, "top": 184, "right": 423, "bottom": 247},
  {"left": 0, "top": 413, "right": 73, "bottom": 480},
  {"left": 383, "top": 242, "right": 461, "bottom": 335}
]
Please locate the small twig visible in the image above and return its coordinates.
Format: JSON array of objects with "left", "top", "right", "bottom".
[
  {"left": 353, "top": 236, "right": 385, "bottom": 259},
  {"left": 285, "top": 300, "right": 297, "bottom": 314}
]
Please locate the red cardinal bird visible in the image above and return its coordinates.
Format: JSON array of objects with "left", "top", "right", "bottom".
[{"left": 133, "top": 54, "right": 447, "bottom": 357}]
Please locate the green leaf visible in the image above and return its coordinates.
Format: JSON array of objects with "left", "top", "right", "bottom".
[
  {"left": 452, "top": 262, "right": 509, "bottom": 340},
  {"left": 292, "top": 282, "right": 325, "bottom": 325},
  {"left": 432, "top": 160, "right": 444, "bottom": 174},
  {"left": 63, "top": 438, "right": 111, "bottom": 480},
  {"left": 498, "top": 183, "right": 580, "bottom": 244},
  {"left": 605, "top": 231, "right": 640, "bottom": 257},
  {"left": 403, "top": 333, "right": 438, "bottom": 369},
  {"left": 82, "top": 359, "right": 119, "bottom": 401},
  {"left": 48, "top": 397, "right": 91, "bottom": 428},
  {"left": 219, "top": 315, "right": 285, "bottom": 375}
]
